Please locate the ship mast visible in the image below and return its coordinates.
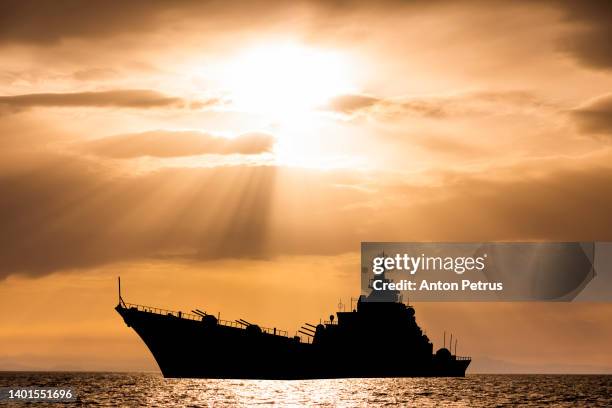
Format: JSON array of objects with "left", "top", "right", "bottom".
[{"left": 118, "top": 276, "right": 126, "bottom": 307}]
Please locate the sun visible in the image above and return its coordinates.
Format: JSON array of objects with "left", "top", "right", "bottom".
[{"left": 224, "top": 43, "right": 354, "bottom": 118}]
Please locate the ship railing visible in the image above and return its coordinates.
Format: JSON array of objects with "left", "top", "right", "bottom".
[
  {"left": 218, "top": 319, "right": 241, "bottom": 328},
  {"left": 455, "top": 356, "right": 471, "bottom": 361},
  {"left": 123, "top": 303, "right": 202, "bottom": 321},
  {"left": 260, "top": 327, "right": 289, "bottom": 337},
  {"left": 122, "top": 302, "right": 288, "bottom": 337},
  {"left": 323, "top": 320, "right": 337, "bottom": 325},
  {"left": 210, "top": 318, "right": 288, "bottom": 337}
]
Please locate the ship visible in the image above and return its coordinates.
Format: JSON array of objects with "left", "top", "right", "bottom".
[{"left": 115, "top": 271, "right": 471, "bottom": 379}]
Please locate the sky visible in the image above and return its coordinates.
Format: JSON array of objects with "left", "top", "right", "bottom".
[{"left": 1, "top": 0, "right": 612, "bottom": 373}]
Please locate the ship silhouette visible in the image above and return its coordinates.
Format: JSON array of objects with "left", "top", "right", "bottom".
[{"left": 116, "top": 270, "right": 470, "bottom": 379}]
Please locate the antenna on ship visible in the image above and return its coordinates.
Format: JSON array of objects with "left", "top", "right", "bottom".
[
  {"left": 454, "top": 338, "right": 458, "bottom": 356},
  {"left": 443, "top": 331, "right": 446, "bottom": 349},
  {"left": 350, "top": 297, "right": 356, "bottom": 311},
  {"left": 450, "top": 333, "right": 453, "bottom": 354}
]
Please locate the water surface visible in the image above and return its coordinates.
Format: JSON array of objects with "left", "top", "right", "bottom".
[{"left": 1, "top": 372, "right": 610, "bottom": 407}]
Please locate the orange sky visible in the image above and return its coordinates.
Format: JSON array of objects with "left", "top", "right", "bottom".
[{"left": 1, "top": 0, "right": 612, "bottom": 373}]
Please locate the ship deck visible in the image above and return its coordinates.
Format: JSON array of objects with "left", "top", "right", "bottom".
[{"left": 119, "top": 302, "right": 291, "bottom": 338}]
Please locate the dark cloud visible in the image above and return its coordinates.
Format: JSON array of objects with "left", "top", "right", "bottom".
[
  {"left": 324, "top": 94, "right": 380, "bottom": 114},
  {"left": 323, "top": 91, "right": 553, "bottom": 118},
  {"left": 322, "top": 93, "right": 446, "bottom": 117},
  {"left": 0, "top": 155, "right": 278, "bottom": 278},
  {"left": 0, "top": 89, "right": 215, "bottom": 112},
  {"left": 0, "top": 0, "right": 297, "bottom": 45},
  {"left": 80, "top": 130, "right": 275, "bottom": 158},
  {"left": 376, "top": 163, "right": 612, "bottom": 242},
  {"left": 0, "top": 1, "right": 549, "bottom": 49},
  {"left": 555, "top": 0, "right": 612, "bottom": 70},
  {"left": 1, "top": 0, "right": 610, "bottom": 74},
  {"left": 0, "top": 0, "right": 170, "bottom": 44},
  {"left": 2, "top": 150, "right": 612, "bottom": 279},
  {"left": 571, "top": 93, "right": 612, "bottom": 136}
]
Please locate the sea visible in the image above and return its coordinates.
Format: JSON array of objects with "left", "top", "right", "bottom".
[{"left": 0, "top": 372, "right": 610, "bottom": 407}]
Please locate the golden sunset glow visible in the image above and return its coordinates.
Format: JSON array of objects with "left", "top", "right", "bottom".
[{"left": 1, "top": 1, "right": 612, "bottom": 374}]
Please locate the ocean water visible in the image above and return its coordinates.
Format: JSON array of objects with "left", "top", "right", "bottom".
[{"left": 0, "top": 372, "right": 610, "bottom": 407}]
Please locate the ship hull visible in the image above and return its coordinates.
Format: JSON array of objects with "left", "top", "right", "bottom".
[{"left": 116, "top": 305, "right": 470, "bottom": 379}]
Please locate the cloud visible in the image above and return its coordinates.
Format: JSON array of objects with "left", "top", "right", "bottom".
[
  {"left": 0, "top": 89, "right": 214, "bottom": 113},
  {"left": 0, "top": 155, "right": 279, "bottom": 278},
  {"left": 554, "top": 0, "right": 612, "bottom": 70},
  {"left": 571, "top": 93, "right": 612, "bottom": 136},
  {"left": 0, "top": 0, "right": 298, "bottom": 45},
  {"left": 71, "top": 68, "right": 119, "bottom": 81},
  {"left": 411, "top": 134, "right": 488, "bottom": 158},
  {"left": 79, "top": 130, "right": 275, "bottom": 158},
  {"left": 0, "top": 1, "right": 166, "bottom": 44},
  {"left": 2, "top": 149, "right": 612, "bottom": 279},
  {"left": 1, "top": 0, "right": 609, "bottom": 75},
  {"left": 325, "top": 94, "right": 380, "bottom": 114},
  {"left": 323, "top": 91, "right": 554, "bottom": 119}
]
